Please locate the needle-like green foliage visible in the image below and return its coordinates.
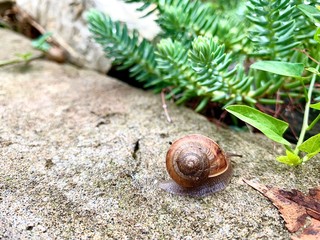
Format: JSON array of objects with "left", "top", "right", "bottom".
[
  {"left": 87, "top": 9, "right": 160, "bottom": 84},
  {"left": 87, "top": 0, "right": 320, "bottom": 111},
  {"left": 246, "top": 0, "right": 300, "bottom": 59}
]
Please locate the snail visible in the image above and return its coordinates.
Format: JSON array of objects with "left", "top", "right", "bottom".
[{"left": 159, "top": 134, "right": 233, "bottom": 197}]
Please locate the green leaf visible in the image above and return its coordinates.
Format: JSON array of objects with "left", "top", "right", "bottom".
[
  {"left": 298, "top": 133, "right": 320, "bottom": 160},
  {"left": 306, "top": 67, "right": 320, "bottom": 76},
  {"left": 310, "top": 102, "right": 320, "bottom": 110},
  {"left": 315, "top": 28, "right": 320, "bottom": 43},
  {"left": 250, "top": 61, "right": 304, "bottom": 78},
  {"left": 195, "top": 98, "right": 209, "bottom": 112},
  {"left": 225, "top": 105, "right": 291, "bottom": 146},
  {"left": 298, "top": 4, "right": 320, "bottom": 25},
  {"left": 276, "top": 150, "right": 302, "bottom": 166},
  {"left": 31, "top": 32, "right": 53, "bottom": 52}
]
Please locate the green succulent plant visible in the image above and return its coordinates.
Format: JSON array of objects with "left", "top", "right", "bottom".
[
  {"left": 87, "top": 0, "right": 320, "bottom": 165},
  {"left": 87, "top": 0, "right": 319, "bottom": 110}
]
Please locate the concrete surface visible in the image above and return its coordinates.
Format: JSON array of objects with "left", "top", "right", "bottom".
[{"left": 0, "top": 29, "right": 319, "bottom": 239}]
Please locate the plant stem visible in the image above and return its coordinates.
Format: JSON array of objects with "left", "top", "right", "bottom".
[
  {"left": 0, "top": 54, "right": 43, "bottom": 67},
  {"left": 307, "top": 113, "right": 320, "bottom": 131},
  {"left": 294, "top": 65, "right": 319, "bottom": 155}
]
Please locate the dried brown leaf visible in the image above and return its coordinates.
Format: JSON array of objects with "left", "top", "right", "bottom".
[
  {"left": 243, "top": 179, "right": 308, "bottom": 233},
  {"left": 291, "top": 218, "right": 320, "bottom": 240},
  {"left": 244, "top": 179, "right": 320, "bottom": 240},
  {"left": 280, "top": 188, "right": 320, "bottom": 221},
  {"left": 309, "top": 187, "right": 320, "bottom": 201}
]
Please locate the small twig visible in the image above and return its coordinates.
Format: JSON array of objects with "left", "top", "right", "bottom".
[
  {"left": 227, "top": 153, "right": 243, "bottom": 158},
  {"left": 161, "top": 89, "right": 172, "bottom": 123},
  {"left": 294, "top": 48, "right": 320, "bottom": 65},
  {"left": 274, "top": 91, "right": 281, "bottom": 118}
]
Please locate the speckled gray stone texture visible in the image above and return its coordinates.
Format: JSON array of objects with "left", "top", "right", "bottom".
[{"left": 0, "top": 29, "right": 319, "bottom": 239}]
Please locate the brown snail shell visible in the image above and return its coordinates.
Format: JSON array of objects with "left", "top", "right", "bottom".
[{"left": 159, "top": 134, "right": 232, "bottom": 197}]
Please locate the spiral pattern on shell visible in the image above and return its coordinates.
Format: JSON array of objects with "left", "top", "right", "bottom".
[{"left": 160, "top": 134, "right": 232, "bottom": 197}]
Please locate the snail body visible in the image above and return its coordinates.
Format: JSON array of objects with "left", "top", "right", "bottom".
[{"left": 159, "top": 134, "right": 232, "bottom": 197}]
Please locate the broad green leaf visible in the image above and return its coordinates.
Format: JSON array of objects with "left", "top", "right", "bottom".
[
  {"left": 310, "top": 102, "right": 320, "bottom": 110},
  {"left": 250, "top": 61, "right": 304, "bottom": 78},
  {"left": 298, "top": 4, "right": 320, "bottom": 25},
  {"left": 298, "top": 133, "right": 320, "bottom": 160},
  {"left": 225, "top": 105, "right": 291, "bottom": 146},
  {"left": 276, "top": 150, "right": 302, "bottom": 166}
]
